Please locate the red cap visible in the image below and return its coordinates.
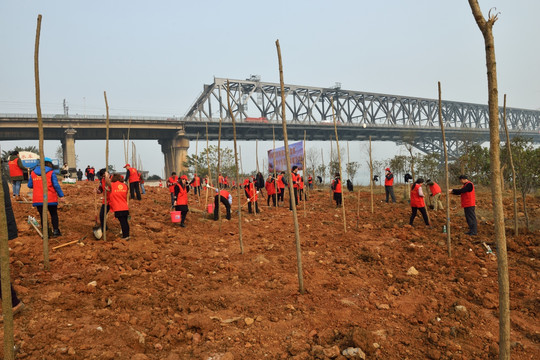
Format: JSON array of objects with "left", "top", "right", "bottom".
[
  {"left": 385, "top": 168, "right": 390, "bottom": 171},
  {"left": 124, "top": 164, "right": 130, "bottom": 168},
  {"left": 180, "top": 175, "right": 188, "bottom": 180}
]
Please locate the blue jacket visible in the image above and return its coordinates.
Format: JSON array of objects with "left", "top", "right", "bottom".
[{"left": 27, "top": 166, "right": 64, "bottom": 206}]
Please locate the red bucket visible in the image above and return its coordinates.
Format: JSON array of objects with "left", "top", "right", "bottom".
[
  {"left": 207, "top": 203, "right": 214, "bottom": 214},
  {"left": 170, "top": 211, "right": 181, "bottom": 223}
]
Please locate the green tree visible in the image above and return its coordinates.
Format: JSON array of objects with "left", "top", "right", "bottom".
[
  {"left": 454, "top": 144, "right": 490, "bottom": 185},
  {"left": 417, "top": 153, "right": 442, "bottom": 181},
  {"left": 184, "top": 145, "right": 236, "bottom": 180},
  {"left": 346, "top": 161, "right": 359, "bottom": 183},
  {"left": 502, "top": 137, "right": 540, "bottom": 230}
]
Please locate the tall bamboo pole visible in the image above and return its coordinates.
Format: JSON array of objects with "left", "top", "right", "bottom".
[
  {"left": 273, "top": 126, "right": 277, "bottom": 207},
  {"left": 369, "top": 136, "right": 374, "bottom": 214},
  {"left": 227, "top": 80, "right": 244, "bottom": 253},
  {"left": 103, "top": 91, "right": 110, "bottom": 242},
  {"left": 276, "top": 39, "right": 304, "bottom": 294},
  {"left": 438, "top": 82, "right": 451, "bottom": 257},
  {"left": 321, "top": 149, "right": 324, "bottom": 186},
  {"left": 0, "top": 166, "right": 14, "bottom": 359},
  {"left": 502, "top": 94, "right": 518, "bottom": 236},
  {"left": 302, "top": 130, "right": 307, "bottom": 217},
  {"left": 205, "top": 123, "right": 211, "bottom": 214},
  {"left": 256, "top": 140, "right": 260, "bottom": 174},
  {"left": 195, "top": 132, "right": 200, "bottom": 203},
  {"left": 34, "top": 14, "right": 49, "bottom": 271},
  {"left": 329, "top": 135, "right": 334, "bottom": 204},
  {"left": 331, "top": 98, "right": 347, "bottom": 233},
  {"left": 217, "top": 86, "right": 223, "bottom": 230}
]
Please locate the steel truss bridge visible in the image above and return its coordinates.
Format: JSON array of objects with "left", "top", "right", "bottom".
[{"left": 185, "top": 77, "right": 540, "bottom": 159}]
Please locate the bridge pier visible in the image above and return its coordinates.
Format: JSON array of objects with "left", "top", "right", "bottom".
[
  {"left": 159, "top": 131, "right": 189, "bottom": 177},
  {"left": 61, "top": 128, "right": 77, "bottom": 173}
]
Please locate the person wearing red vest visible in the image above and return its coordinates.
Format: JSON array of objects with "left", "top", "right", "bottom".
[
  {"left": 27, "top": 157, "right": 65, "bottom": 237},
  {"left": 8, "top": 151, "right": 27, "bottom": 200},
  {"left": 449, "top": 175, "right": 477, "bottom": 235},
  {"left": 107, "top": 173, "right": 130, "bottom": 239},
  {"left": 167, "top": 172, "right": 178, "bottom": 206},
  {"left": 245, "top": 179, "right": 259, "bottom": 214},
  {"left": 173, "top": 175, "right": 190, "bottom": 227},
  {"left": 426, "top": 179, "right": 444, "bottom": 211},
  {"left": 214, "top": 189, "right": 232, "bottom": 220},
  {"left": 189, "top": 174, "right": 201, "bottom": 196},
  {"left": 299, "top": 176, "right": 305, "bottom": 201},
  {"left": 288, "top": 166, "right": 300, "bottom": 210},
  {"left": 384, "top": 167, "right": 396, "bottom": 203},
  {"left": 96, "top": 168, "right": 111, "bottom": 233},
  {"left": 265, "top": 175, "right": 277, "bottom": 207},
  {"left": 331, "top": 173, "right": 342, "bottom": 207},
  {"left": 124, "top": 164, "right": 142, "bottom": 200},
  {"left": 218, "top": 174, "right": 224, "bottom": 189},
  {"left": 277, "top": 172, "right": 286, "bottom": 203},
  {"left": 308, "top": 175, "right": 313, "bottom": 189},
  {"left": 139, "top": 172, "right": 146, "bottom": 195},
  {"left": 409, "top": 178, "right": 430, "bottom": 227}
]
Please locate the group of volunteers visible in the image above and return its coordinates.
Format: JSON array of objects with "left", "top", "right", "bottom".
[
  {"left": 5, "top": 149, "right": 479, "bottom": 241},
  {"left": 384, "top": 167, "right": 477, "bottom": 236}
]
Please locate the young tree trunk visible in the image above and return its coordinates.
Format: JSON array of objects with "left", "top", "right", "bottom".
[
  {"left": 272, "top": 126, "right": 277, "bottom": 207},
  {"left": 276, "top": 39, "right": 304, "bottom": 294},
  {"left": 216, "top": 87, "right": 223, "bottom": 230},
  {"left": 34, "top": 14, "right": 49, "bottom": 271},
  {"left": 103, "top": 92, "right": 110, "bottom": 241},
  {"left": 369, "top": 136, "right": 374, "bottom": 215},
  {"left": 227, "top": 80, "right": 244, "bottom": 254},
  {"left": 205, "top": 123, "right": 211, "bottom": 214},
  {"left": 502, "top": 94, "right": 518, "bottom": 236},
  {"left": 468, "top": 2, "right": 510, "bottom": 358}
]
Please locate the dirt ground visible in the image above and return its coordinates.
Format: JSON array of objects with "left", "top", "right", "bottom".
[{"left": 2, "top": 180, "right": 539, "bottom": 359}]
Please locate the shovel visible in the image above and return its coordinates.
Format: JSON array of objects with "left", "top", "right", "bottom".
[{"left": 93, "top": 187, "right": 103, "bottom": 240}]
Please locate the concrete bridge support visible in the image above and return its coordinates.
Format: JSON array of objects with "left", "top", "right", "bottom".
[
  {"left": 159, "top": 131, "right": 190, "bottom": 177},
  {"left": 61, "top": 128, "right": 77, "bottom": 173}
]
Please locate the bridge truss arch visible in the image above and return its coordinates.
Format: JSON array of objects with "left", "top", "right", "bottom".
[{"left": 185, "top": 77, "right": 540, "bottom": 159}]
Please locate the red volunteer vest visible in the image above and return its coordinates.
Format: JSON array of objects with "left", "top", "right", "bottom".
[
  {"left": 332, "top": 179, "right": 342, "bottom": 193},
  {"left": 218, "top": 190, "right": 230, "bottom": 198},
  {"left": 308, "top": 176, "right": 313, "bottom": 184},
  {"left": 9, "top": 158, "right": 23, "bottom": 177},
  {"left": 194, "top": 176, "right": 201, "bottom": 187},
  {"left": 460, "top": 181, "right": 476, "bottom": 208},
  {"left": 175, "top": 183, "right": 189, "bottom": 205},
  {"left": 277, "top": 175, "right": 285, "bottom": 189},
  {"left": 168, "top": 176, "right": 178, "bottom": 193},
  {"left": 247, "top": 182, "right": 258, "bottom": 201},
  {"left": 31, "top": 170, "right": 58, "bottom": 203},
  {"left": 385, "top": 173, "right": 394, "bottom": 186},
  {"left": 265, "top": 180, "right": 276, "bottom": 195},
  {"left": 109, "top": 181, "right": 129, "bottom": 212},
  {"left": 127, "top": 168, "right": 140, "bottom": 183},
  {"left": 410, "top": 183, "right": 425, "bottom": 208},
  {"left": 429, "top": 183, "right": 442, "bottom": 196}
]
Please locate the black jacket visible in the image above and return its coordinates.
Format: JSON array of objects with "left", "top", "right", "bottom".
[{"left": 3, "top": 175, "right": 18, "bottom": 240}]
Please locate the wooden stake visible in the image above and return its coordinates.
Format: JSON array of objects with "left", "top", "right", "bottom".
[
  {"left": 256, "top": 140, "right": 260, "bottom": 173},
  {"left": 273, "top": 126, "right": 277, "bottom": 207},
  {"left": 103, "top": 91, "right": 110, "bottom": 242},
  {"left": 369, "top": 136, "right": 374, "bottom": 214},
  {"left": 502, "top": 94, "right": 518, "bottom": 236},
  {"left": 216, "top": 86, "right": 223, "bottom": 230},
  {"left": 302, "top": 130, "right": 307, "bottom": 217},
  {"left": 0, "top": 146, "right": 15, "bottom": 360},
  {"left": 227, "top": 80, "right": 244, "bottom": 253},
  {"left": 205, "top": 122, "right": 211, "bottom": 215},
  {"left": 276, "top": 39, "right": 304, "bottom": 294},
  {"left": 438, "top": 83, "right": 451, "bottom": 256},
  {"left": 331, "top": 97, "right": 347, "bottom": 233},
  {"left": 195, "top": 132, "right": 201, "bottom": 204},
  {"left": 34, "top": 14, "right": 49, "bottom": 272}
]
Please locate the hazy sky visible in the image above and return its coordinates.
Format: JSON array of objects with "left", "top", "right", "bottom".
[{"left": 1, "top": 1, "right": 539, "bottom": 182}]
